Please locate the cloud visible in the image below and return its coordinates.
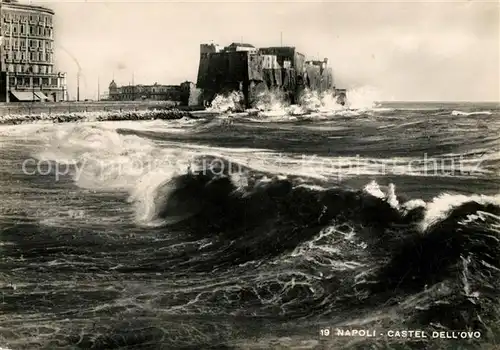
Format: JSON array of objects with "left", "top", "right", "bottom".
[{"left": 38, "top": 0, "right": 499, "bottom": 101}]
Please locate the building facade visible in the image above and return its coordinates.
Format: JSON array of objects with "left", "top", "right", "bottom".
[
  {"left": 108, "top": 80, "right": 194, "bottom": 105},
  {"left": 0, "top": 0, "right": 67, "bottom": 102}
]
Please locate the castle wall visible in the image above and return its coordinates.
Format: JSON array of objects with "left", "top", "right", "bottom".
[
  {"left": 198, "top": 51, "right": 251, "bottom": 93},
  {"left": 321, "top": 67, "right": 334, "bottom": 91},
  {"left": 282, "top": 68, "right": 297, "bottom": 91},
  {"left": 259, "top": 47, "right": 296, "bottom": 69},
  {"left": 248, "top": 55, "right": 264, "bottom": 81},
  {"left": 196, "top": 43, "right": 338, "bottom": 107},
  {"left": 196, "top": 56, "right": 211, "bottom": 88}
]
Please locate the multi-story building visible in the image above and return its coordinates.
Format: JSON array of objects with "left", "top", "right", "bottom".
[
  {"left": 0, "top": 0, "right": 67, "bottom": 102},
  {"left": 108, "top": 80, "right": 195, "bottom": 105}
]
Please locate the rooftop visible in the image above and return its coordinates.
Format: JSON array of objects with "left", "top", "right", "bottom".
[
  {"left": 0, "top": 0, "right": 55, "bottom": 14},
  {"left": 227, "top": 42, "right": 255, "bottom": 48}
]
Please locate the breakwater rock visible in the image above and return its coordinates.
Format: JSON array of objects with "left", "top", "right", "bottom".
[{"left": 0, "top": 109, "right": 196, "bottom": 126}]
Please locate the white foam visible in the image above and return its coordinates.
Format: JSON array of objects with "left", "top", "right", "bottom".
[
  {"left": 421, "top": 193, "right": 500, "bottom": 231},
  {"left": 451, "top": 110, "right": 492, "bottom": 116},
  {"left": 363, "top": 180, "right": 400, "bottom": 209},
  {"left": 207, "top": 91, "right": 245, "bottom": 113},
  {"left": 234, "top": 85, "right": 383, "bottom": 121}
]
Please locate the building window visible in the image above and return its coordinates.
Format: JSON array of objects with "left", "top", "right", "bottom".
[
  {"left": 40, "top": 66, "right": 46, "bottom": 74},
  {"left": 51, "top": 78, "right": 57, "bottom": 86},
  {"left": 13, "top": 25, "right": 17, "bottom": 34},
  {"left": 8, "top": 64, "right": 14, "bottom": 73},
  {"left": 47, "top": 66, "right": 53, "bottom": 74},
  {"left": 33, "top": 65, "right": 39, "bottom": 73},
  {"left": 30, "top": 26, "right": 34, "bottom": 35},
  {"left": 16, "top": 65, "right": 22, "bottom": 73}
]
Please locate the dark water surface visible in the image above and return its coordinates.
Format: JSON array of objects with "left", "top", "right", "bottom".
[{"left": 0, "top": 102, "right": 499, "bottom": 349}]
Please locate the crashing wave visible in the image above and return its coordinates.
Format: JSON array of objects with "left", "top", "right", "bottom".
[
  {"left": 452, "top": 110, "right": 493, "bottom": 116},
  {"left": 206, "top": 91, "right": 245, "bottom": 113}
]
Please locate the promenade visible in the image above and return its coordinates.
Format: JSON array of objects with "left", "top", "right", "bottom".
[
  {"left": 0, "top": 100, "right": 203, "bottom": 116},
  {"left": 0, "top": 101, "right": 208, "bottom": 125}
]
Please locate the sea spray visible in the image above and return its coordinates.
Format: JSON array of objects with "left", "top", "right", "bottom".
[
  {"left": 344, "top": 86, "right": 383, "bottom": 110},
  {"left": 207, "top": 91, "right": 245, "bottom": 113}
]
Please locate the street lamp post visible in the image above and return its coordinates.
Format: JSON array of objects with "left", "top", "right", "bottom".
[{"left": 77, "top": 70, "right": 80, "bottom": 102}]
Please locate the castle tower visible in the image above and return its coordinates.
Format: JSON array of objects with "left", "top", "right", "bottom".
[{"left": 197, "top": 43, "right": 220, "bottom": 88}]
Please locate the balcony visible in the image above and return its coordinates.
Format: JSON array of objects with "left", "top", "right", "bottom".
[
  {"left": 13, "top": 84, "right": 60, "bottom": 90},
  {"left": 10, "top": 71, "right": 60, "bottom": 77}
]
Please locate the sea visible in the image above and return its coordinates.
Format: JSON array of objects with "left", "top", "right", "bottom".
[{"left": 0, "top": 94, "right": 499, "bottom": 350}]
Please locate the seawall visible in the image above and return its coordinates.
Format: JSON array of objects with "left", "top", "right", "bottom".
[
  {"left": 0, "top": 101, "right": 208, "bottom": 126},
  {"left": 0, "top": 100, "right": 204, "bottom": 116}
]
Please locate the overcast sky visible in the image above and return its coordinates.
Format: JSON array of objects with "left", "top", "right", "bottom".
[{"left": 29, "top": 0, "right": 499, "bottom": 101}]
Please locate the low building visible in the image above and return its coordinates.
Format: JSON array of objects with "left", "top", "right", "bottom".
[{"left": 108, "top": 80, "right": 194, "bottom": 105}]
